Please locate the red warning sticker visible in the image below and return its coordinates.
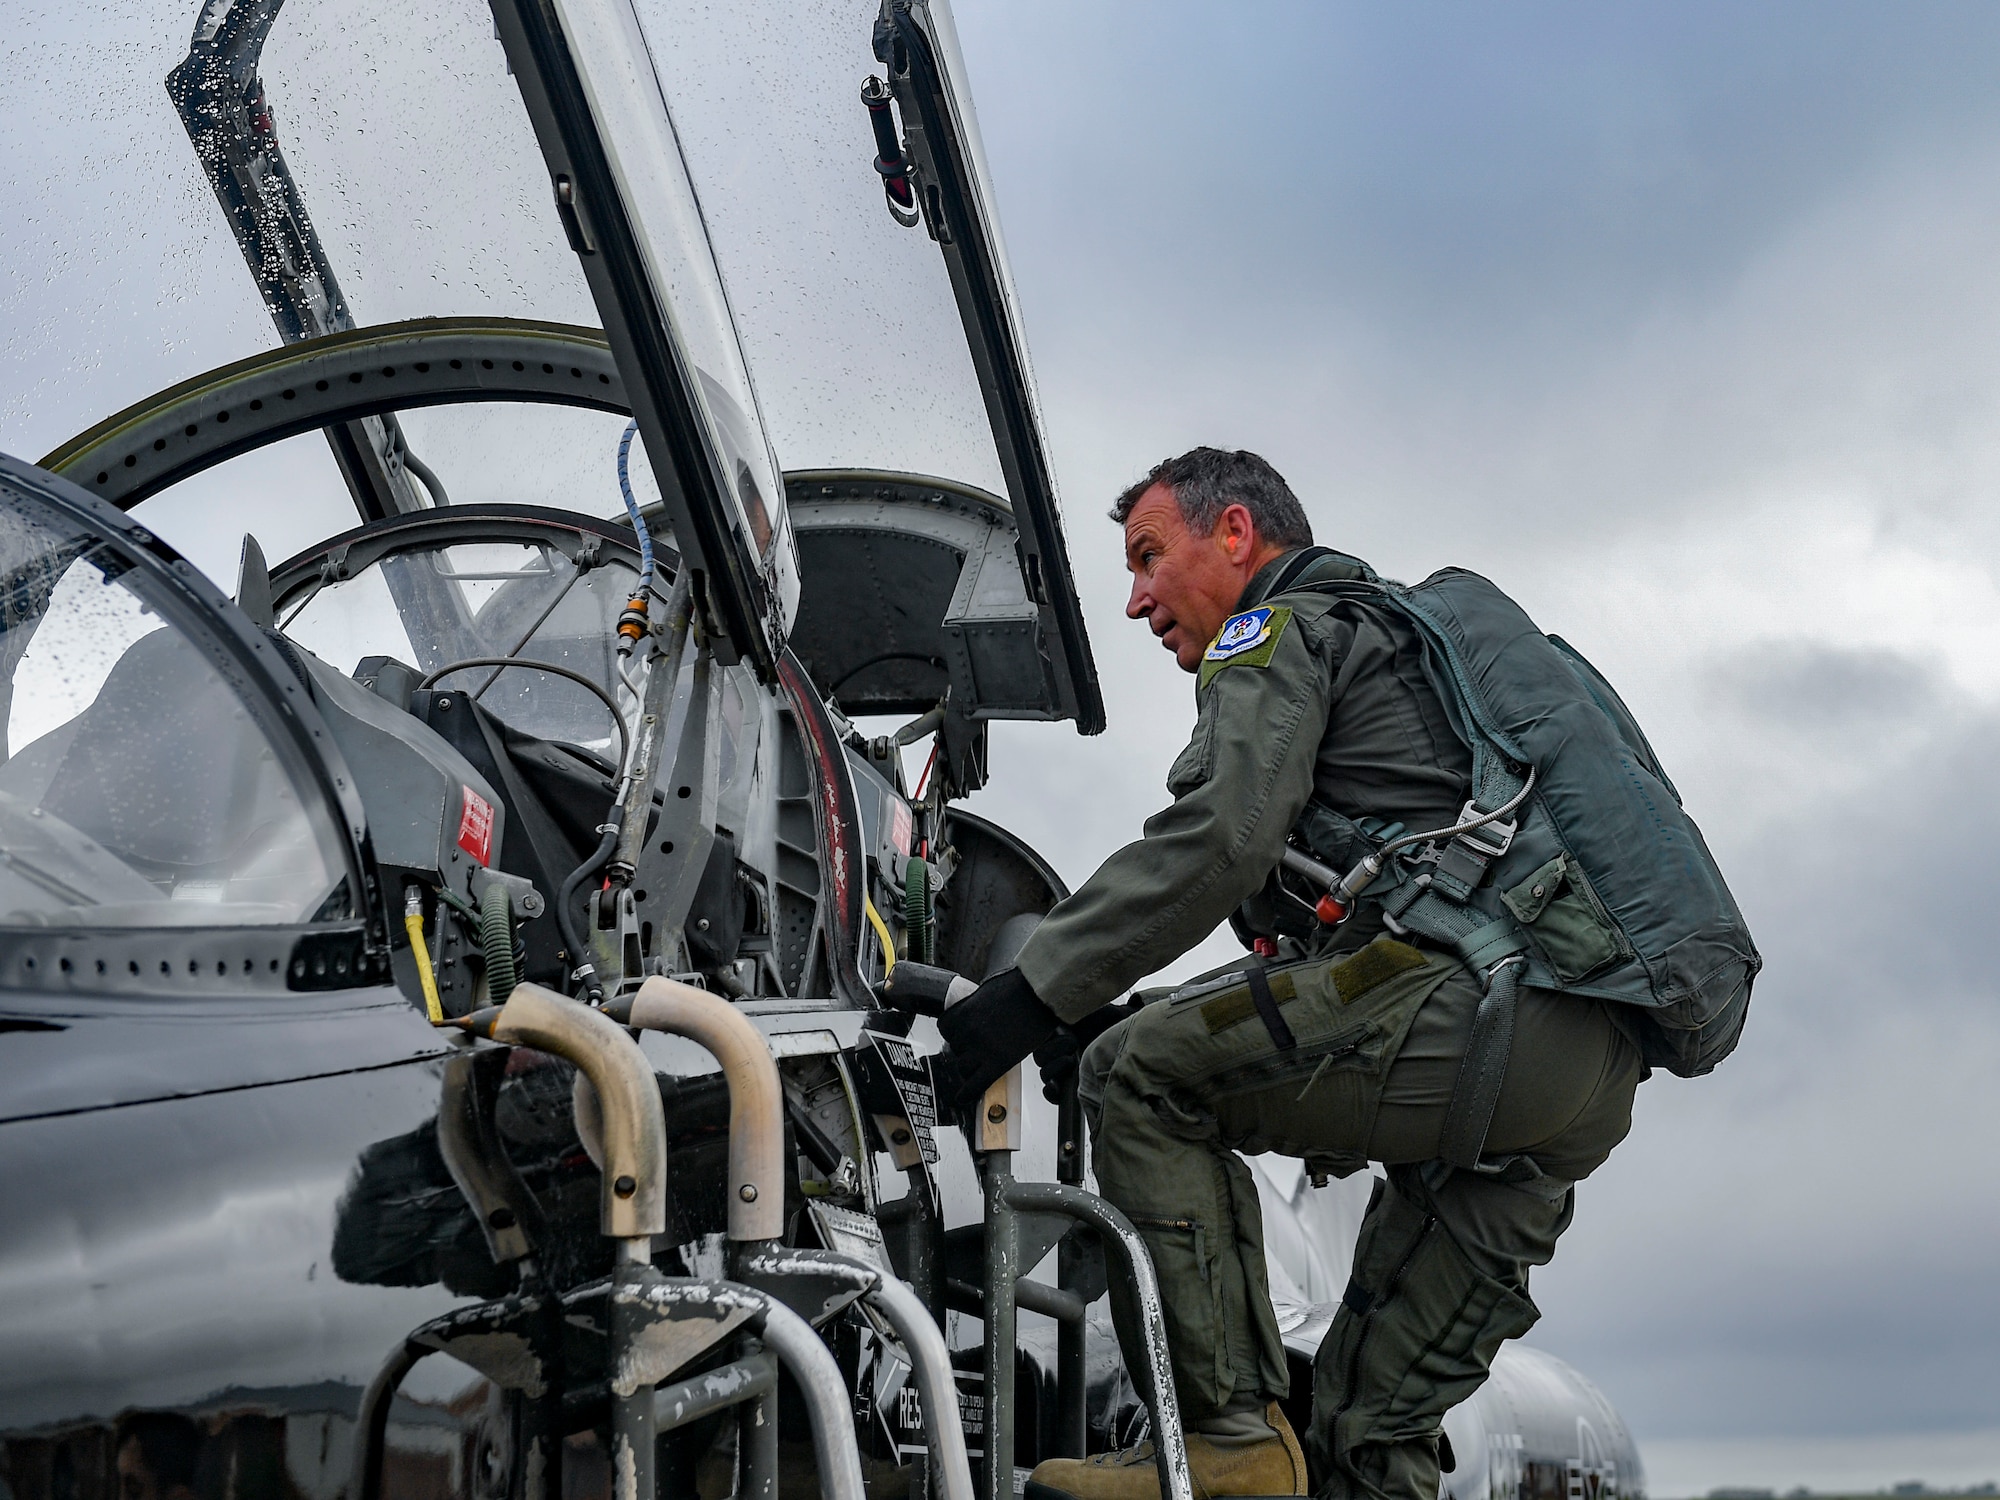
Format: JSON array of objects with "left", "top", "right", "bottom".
[
  {"left": 889, "top": 799, "right": 913, "bottom": 857},
  {"left": 457, "top": 786, "right": 495, "bottom": 866}
]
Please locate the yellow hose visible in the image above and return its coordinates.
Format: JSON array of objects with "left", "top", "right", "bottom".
[
  {"left": 405, "top": 910, "right": 446, "bottom": 1024},
  {"left": 863, "top": 894, "right": 896, "bottom": 977}
]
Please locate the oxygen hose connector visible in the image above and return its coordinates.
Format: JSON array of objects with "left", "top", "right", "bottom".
[
  {"left": 1278, "top": 847, "right": 1357, "bottom": 926},
  {"left": 614, "top": 594, "right": 649, "bottom": 656},
  {"left": 403, "top": 884, "right": 446, "bottom": 1024},
  {"left": 1280, "top": 769, "right": 1541, "bottom": 927}
]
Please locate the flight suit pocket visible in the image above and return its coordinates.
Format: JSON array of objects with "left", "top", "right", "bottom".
[{"left": 1502, "top": 853, "right": 1627, "bottom": 982}]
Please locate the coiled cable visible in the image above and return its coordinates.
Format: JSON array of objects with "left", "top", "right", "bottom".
[{"left": 479, "top": 882, "right": 518, "bottom": 1005}]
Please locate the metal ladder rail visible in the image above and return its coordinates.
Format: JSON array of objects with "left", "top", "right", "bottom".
[
  {"left": 973, "top": 1067, "right": 1194, "bottom": 1500},
  {"left": 362, "top": 983, "right": 881, "bottom": 1500},
  {"left": 362, "top": 986, "right": 663, "bottom": 1500},
  {"left": 352, "top": 1275, "right": 868, "bottom": 1500}
]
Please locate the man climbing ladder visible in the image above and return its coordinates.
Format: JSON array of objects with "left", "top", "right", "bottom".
[{"left": 931, "top": 448, "right": 1757, "bottom": 1500}]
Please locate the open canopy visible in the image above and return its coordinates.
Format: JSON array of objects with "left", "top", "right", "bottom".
[{"left": 102, "top": 0, "right": 1101, "bottom": 722}]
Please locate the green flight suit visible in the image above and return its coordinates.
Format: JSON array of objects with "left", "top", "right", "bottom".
[{"left": 1013, "top": 551, "right": 1646, "bottom": 1500}]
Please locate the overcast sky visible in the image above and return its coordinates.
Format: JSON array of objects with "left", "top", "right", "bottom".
[
  {"left": 6, "top": 2, "right": 2000, "bottom": 1495},
  {"left": 946, "top": 4, "right": 2000, "bottom": 1494}
]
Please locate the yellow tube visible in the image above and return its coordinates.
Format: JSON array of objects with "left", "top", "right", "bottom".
[
  {"left": 863, "top": 894, "right": 896, "bottom": 977},
  {"left": 405, "top": 910, "right": 445, "bottom": 1024}
]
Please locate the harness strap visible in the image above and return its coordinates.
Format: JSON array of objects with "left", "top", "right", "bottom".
[
  {"left": 1381, "top": 891, "right": 1534, "bottom": 1169},
  {"left": 1263, "top": 545, "right": 1379, "bottom": 597},
  {"left": 1245, "top": 963, "right": 1297, "bottom": 1052},
  {"left": 1436, "top": 957, "right": 1524, "bottom": 1170},
  {"left": 1454, "top": 917, "right": 1530, "bottom": 972}
]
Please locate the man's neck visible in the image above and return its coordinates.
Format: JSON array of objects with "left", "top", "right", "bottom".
[{"left": 1234, "top": 547, "right": 1306, "bottom": 612}]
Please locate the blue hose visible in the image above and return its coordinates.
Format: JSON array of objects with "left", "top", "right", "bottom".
[{"left": 616, "top": 418, "right": 655, "bottom": 583}]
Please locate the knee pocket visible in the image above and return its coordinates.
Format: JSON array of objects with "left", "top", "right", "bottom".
[{"left": 1320, "top": 1200, "right": 1536, "bottom": 1456}]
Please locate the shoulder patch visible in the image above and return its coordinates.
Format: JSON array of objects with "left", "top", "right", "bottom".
[{"left": 1199, "top": 605, "right": 1292, "bottom": 688}]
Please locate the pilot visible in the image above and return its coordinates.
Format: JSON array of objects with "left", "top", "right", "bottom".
[{"left": 937, "top": 448, "right": 1646, "bottom": 1500}]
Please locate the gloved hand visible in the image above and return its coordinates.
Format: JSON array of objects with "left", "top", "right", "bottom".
[
  {"left": 1032, "top": 995, "right": 1145, "bottom": 1104},
  {"left": 932, "top": 967, "right": 1060, "bottom": 1111}
]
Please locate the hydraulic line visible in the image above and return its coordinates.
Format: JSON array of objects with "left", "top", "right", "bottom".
[
  {"left": 404, "top": 886, "right": 445, "bottom": 1024},
  {"left": 401, "top": 448, "right": 450, "bottom": 508},
  {"left": 615, "top": 419, "right": 654, "bottom": 582},
  {"left": 863, "top": 894, "right": 896, "bottom": 977},
  {"left": 558, "top": 814, "right": 623, "bottom": 1003}
]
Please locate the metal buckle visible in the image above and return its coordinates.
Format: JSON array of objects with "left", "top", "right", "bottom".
[{"left": 1455, "top": 799, "right": 1518, "bottom": 858}]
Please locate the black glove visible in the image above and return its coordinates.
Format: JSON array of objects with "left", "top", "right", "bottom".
[
  {"left": 933, "top": 967, "right": 1061, "bottom": 1111},
  {"left": 1032, "top": 995, "right": 1145, "bottom": 1104}
]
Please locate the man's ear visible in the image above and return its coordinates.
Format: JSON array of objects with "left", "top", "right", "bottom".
[{"left": 1216, "top": 502, "right": 1258, "bottom": 562}]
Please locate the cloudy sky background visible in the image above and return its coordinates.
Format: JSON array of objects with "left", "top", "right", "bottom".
[
  {"left": 7, "top": 2, "right": 2000, "bottom": 1494},
  {"left": 950, "top": 4, "right": 2000, "bottom": 1494}
]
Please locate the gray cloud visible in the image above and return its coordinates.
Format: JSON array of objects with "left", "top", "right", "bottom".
[{"left": 1710, "top": 642, "right": 1944, "bottom": 732}]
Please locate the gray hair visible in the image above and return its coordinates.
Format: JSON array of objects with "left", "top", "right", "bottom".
[{"left": 1110, "top": 447, "right": 1314, "bottom": 549}]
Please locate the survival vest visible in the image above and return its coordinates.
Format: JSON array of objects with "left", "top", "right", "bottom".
[{"left": 1282, "top": 555, "right": 1758, "bottom": 1083}]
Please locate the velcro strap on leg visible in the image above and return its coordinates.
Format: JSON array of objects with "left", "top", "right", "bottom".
[{"left": 1246, "top": 963, "right": 1297, "bottom": 1052}]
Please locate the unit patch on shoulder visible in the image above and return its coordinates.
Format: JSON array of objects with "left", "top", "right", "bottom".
[{"left": 1199, "top": 604, "right": 1292, "bottom": 688}]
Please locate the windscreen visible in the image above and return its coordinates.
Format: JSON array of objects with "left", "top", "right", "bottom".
[{"left": 0, "top": 493, "right": 347, "bottom": 928}]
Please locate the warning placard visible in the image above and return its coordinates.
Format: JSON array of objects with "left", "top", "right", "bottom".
[
  {"left": 456, "top": 785, "right": 495, "bottom": 866},
  {"left": 874, "top": 1036, "right": 939, "bottom": 1164}
]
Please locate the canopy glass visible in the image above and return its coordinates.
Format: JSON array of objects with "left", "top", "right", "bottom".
[
  {"left": 0, "top": 485, "right": 345, "bottom": 928},
  {"left": 1, "top": 0, "right": 1096, "bottom": 713}
]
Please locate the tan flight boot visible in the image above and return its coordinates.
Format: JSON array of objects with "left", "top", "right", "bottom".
[{"left": 1023, "top": 1402, "right": 1307, "bottom": 1499}]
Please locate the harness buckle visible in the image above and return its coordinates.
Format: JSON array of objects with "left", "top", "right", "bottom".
[{"left": 1453, "top": 799, "right": 1518, "bottom": 858}]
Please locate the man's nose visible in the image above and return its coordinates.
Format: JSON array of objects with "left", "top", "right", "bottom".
[{"left": 1126, "top": 572, "right": 1152, "bottom": 620}]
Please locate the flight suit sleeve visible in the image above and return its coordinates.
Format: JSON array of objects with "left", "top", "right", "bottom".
[{"left": 1014, "top": 609, "right": 1333, "bottom": 1022}]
